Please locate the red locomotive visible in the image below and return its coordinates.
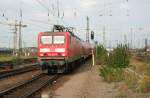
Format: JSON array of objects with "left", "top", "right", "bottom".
[{"left": 37, "top": 25, "right": 92, "bottom": 73}]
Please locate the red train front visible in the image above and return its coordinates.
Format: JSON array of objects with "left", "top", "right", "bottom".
[{"left": 37, "top": 25, "right": 92, "bottom": 73}]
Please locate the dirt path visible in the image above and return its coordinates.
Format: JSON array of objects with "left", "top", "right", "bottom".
[{"left": 48, "top": 62, "right": 118, "bottom": 98}]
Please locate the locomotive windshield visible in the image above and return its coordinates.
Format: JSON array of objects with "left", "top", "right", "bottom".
[
  {"left": 40, "top": 35, "right": 65, "bottom": 44},
  {"left": 53, "top": 36, "right": 65, "bottom": 44},
  {"left": 40, "top": 36, "right": 52, "bottom": 44}
]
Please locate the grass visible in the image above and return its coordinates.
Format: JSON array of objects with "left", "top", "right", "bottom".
[
  {"left": 130, "top": 57, "right": 150, "bottom": 75},
  {"left": 124, "top": 71, "right": 139, "bottom": 90},
  {"left": 99, "top": 67, "right": 124, "bottom": 83},
  {"left": 138, "top": 51, "right": 150, "bottom": 64},
  {"left": 0, "top": 53, "right": 37, "bottom": 62},
  {"left": 118, "top": 54, "right": 150, "bottom": 94},
  {"left": 0, "top": 54, "right": 14, "bottom": 61},
  {"left": 98, "top": 45, "right": 150, "bottom": 94},
  {"left": 117, "top": 82, "right": 150, "bottom": 98},
  {"left": 137, "top": 76, "right": 150, "bottom": 93}
]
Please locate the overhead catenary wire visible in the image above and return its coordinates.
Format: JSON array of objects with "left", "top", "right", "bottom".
[
  {"left": 98, "top": 0, "right": 130, "bottom": 16},
  {"left": 35, "top": 0, "right": 49, "bottom": 11},
  {"left": 34, "top": 0, "right": 53, "bottom": 14},
  {"left": 21, "top": 19, "right": 52, "bottom": 30},
  {"left": 25, "top": 23, "right": 50, "bottom": 30}
]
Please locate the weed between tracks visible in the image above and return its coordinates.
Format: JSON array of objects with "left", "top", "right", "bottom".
[
  {"left": 96, "top": 44, "right": 150, "bottom": 97},
  {"left": 129, "top": 55, "right": 150, "bottom": 93},
  {"left": 100, "top": 67, "right": 124, "bottom": 83},
  {"left": 98, "top": 44, "right": 129, "bottom": 82}
]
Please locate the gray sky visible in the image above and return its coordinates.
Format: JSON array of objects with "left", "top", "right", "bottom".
[{"left": 0, "top": 0, "right": 150, "bottom": 48}]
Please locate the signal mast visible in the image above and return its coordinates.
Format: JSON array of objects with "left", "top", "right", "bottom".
[{"left": 0, "top": 12, "right": 27, "bottom": 56}]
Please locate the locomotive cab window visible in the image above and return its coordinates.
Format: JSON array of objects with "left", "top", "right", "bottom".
[
  {"left": 53, "top": 36, "right": 65, "bottom": 44},
  {"left": 40, "top": 36, "right": 52, "bottom": 44}
]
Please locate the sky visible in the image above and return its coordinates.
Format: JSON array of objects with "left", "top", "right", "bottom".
[{"left": 0, "top": 0, "right": 150, "bottom": 48}]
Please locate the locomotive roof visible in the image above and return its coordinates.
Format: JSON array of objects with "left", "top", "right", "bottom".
[
  {"left": 42, "top": 25, "right": 83, "bottom": 41},
  {"left": 42, "top": 31, "right": 82, "bottom": 41}
]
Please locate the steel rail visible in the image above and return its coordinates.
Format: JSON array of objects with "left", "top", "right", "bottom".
[
  {"left": 0, "top": 73, "right": 58, "bottom": 98},
  {"left": 0, "top": 73, "right": 43, "bottom": 97},
  {"left": 0, "top": 63, "right": 39, "bottom": 79}
]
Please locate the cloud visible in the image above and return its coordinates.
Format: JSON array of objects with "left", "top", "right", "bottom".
[
  {"left": 63, "top": 10, "right": 74, "bottom": 19},
  {"left": 80, "top": 0, "right": 97, "bottom": 9}
]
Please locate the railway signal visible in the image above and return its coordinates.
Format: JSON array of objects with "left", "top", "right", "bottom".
[
  {"left": 91, "top": 30, "right": 94, "bottom": 40},
  {"left": 90, "top": 30, "right": 95, "bottom": 66}
]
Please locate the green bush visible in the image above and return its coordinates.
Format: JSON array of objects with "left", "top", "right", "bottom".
[
  {"left": 99, "top": 44, "right": 130, "bottom": 82},
  {"left": 106, "top": 44, "right": 129, "bottom": 68},
  {"left": 95, "top": 45, "right": 107, "bottom": 64},
  {"left": 114, "top": 44, "right": 129, "bottom": 68}
]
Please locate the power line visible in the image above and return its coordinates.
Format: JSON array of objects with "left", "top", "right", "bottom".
[
  {"left": 28, "top": 19, "right": 55, "bottom": 25},
  {"left": 35, "top": 0, "right": 53, "bottom": 14},
  {"left": 35, "top": 0, "right": 49, "bottom": 11},
  {"left": 0, "top": 11, "right": 27, "bottom": 55}
]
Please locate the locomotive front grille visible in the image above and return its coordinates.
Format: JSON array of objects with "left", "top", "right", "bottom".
[{"left": 39, "top": 57, "right": 66, "bottom": 67}]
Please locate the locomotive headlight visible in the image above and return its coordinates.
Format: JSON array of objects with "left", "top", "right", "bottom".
[
  {"left": 55, "top": 48, "right": 65, "bottom": 52},
  {"left": 62, "top": 53, "right": 65, "bottom": 56},
  {"left": 40, "top": 54, "right": 44, "bottom": 56}
]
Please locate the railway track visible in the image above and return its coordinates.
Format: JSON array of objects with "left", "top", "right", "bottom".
[
  {"left": 0, "top": 73, "right": 58, "bottom": 98},
  {"left": 124, "top": 67, "right": 143, "bottom": 79},
  {"left": 0, "top": 64, "right": 39, "bottom": 79}
]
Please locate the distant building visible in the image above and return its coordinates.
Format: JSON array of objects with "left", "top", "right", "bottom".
[
  {"left": 22, "top": 47, "right": 37, "bottom": 53},
  {"left": 21, "top": 47, "right": 37, "bottom": 56},
  {"left": 146, "top": 46, "right": 150, "bottom": 52},
  {"left": 106, "top": 48, "right": 113, "bottom": 52}
]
